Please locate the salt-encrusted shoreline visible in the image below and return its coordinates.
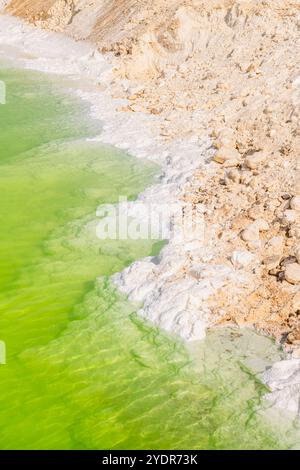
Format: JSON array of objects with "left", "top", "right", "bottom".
[
  {"left": 1, "top": 12, "right": 300, "bottom": 421},
  {"left": 0, "top": 13, "right": 222, "bottom": 341}
]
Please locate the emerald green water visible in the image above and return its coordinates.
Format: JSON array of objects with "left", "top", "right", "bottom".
[{"left": 0, "top": 64, "right": 296, "bottom": 449}]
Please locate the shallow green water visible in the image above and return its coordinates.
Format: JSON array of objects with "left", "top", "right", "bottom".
[{"left": 0, "top": 64, "right": 296, "bottom": 449}]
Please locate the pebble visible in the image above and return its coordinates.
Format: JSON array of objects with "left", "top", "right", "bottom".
[
  {"left": 214, "top": 147, "right": 241, "bottom": 165},
  {"left": 231, "top": 250, "right": 256, "bottom": 269},
  {"left": 215, "top": 136, "right": 236, "bottom": 149},
  {"left": 263, "top": 255, "right": 281, "bottom": 271},
  {"left": 223, "top": 159, "right": 241, "bottom": 168},
  {"left": 266, "top": 236, "right": 284, "bottom": 255},
  {"left": 244, "top": 151, "right": 266, "bottom": 170},
  {"left": 282, "top": 209, "right": 297, "bottom": 224},
  {"left": 295, "top": 245, "right": 300, "bottom": 264},
  {"left": 280, "top": 256, "right": 297, "bottom": 268},
  {"left": 293, "top": 291, "right": 300, "bottom": 311},
  {"left": 285, "top": 263, "right": 300, "bottom": 284},
  {"left": 290, "top": 196, "right": 300, "bottom": 211},
  {"left": 289, "top": 225, "right": 300, "bottom": 239},
  {"left": 254, "top": 218, "right": 270, "bottom": 231},
  {"left": 241, "top": 218, "right": 270, "bottom": 243},
  {"left": 241, "top": 224, "right": 259, "bottom": 242},
  {"left": 263, "top": 359, "right": 300, "bottom": 417},
  {"left": 248, "top": 206, "right": 265, "bottom": 220},
  {"left": 247, "top": 239, "right": 263, "bottom": 250}
]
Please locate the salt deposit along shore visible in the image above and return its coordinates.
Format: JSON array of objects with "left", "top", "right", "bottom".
[
  {"left": 0, "top": 0, "right": 300, "bottom": 423},
  {"left": 0, "top": 14, "right": 216, "bottom": 341}
]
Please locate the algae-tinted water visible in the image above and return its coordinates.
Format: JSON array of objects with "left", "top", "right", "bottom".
[{"left": 0, "top": 65, "right": 295, "bottom": 449}]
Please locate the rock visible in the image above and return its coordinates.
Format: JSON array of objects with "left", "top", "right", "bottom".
[
  {"left": 215, "top": 136, "right": 236, "bottom": 149},
  {"left": 241, "top": 219, "right": 269, "bottom": 243},
  {"left": 231, "top": 214, "right": 250, "bottom": 231},
  {"left": 247, "top": 240, "right": 263, "bottom": 251},
  {"left": 280, "top": 256, "right": 297, "bottom": 268},
  {"left": 295, "top": 245, "right": 300, "bottom": 264},
  {"left": 223, "top": 159, "right": 241, "bottom": 168},
  {"left": 217, "top": 128, "right": 235, "bottom": 140},
  {"left": 289, "top": 225, "right": 300, "bottom": 239},
  {"left": 293, "top": 291, "right": 300, "bottom": 311},
  {"left": 290, "top": 196, "right": 300, "bottom": 211},
  {"left": 241, "top": 225, "right": 259, "bottom": 242},
  {"left": 288, "top": 326, "right": 300, "bottom": 345},
  {"left": 254, "top": 218, "right": 269, "bottom": 232},
  {"left": 263, "top": 255, "right": 281, "bottom": 271},
  {"left": 248, "top": 206, "right": 264, "bottom": 220},
  {"left": 244, "top": 151, "right": 266, "bottom": 170},
  {"left": 265, "top": 236, "right": 284, "bottom": 256},
  {"left": 285, "top": 263, "right": 300, "bottom": 284},
  {"left": 277, "top": 271, "right": 286, "bottom": 282},
  {"left": 231, "top": 250, "right": 256, "bottom": 269},
  {"left": 263, "top": 359, "right": 300, "bottom": 417},
  {"left": 282, "top": 209, "right": 297, "bottom": 224},
  {"left": 213, "top": 147, "right": 241, "bottom": 165}
]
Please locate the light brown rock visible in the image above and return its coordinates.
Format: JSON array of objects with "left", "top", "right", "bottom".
[
  {"left": 214, "top": 147, "right": 241, "bottom": 165},
  {"left": 241, "top": 225, "right": 259, "bottom": 242},
  {"left": 244, "top": 152, "right": 266, "bottom": 170},
  {"left": 231, "top": 250, "right": 256, "bottom": 269},
  {"left": 254, "top": 218, "right": 270, "bottom": 232},
  {"left": 285, "top": 263, "right": 300, "bottom": 285},
  {"left": 282, "top": 210, "right": 297, "bottom": 224},
  {"left": 263, "top": 255, "right": 281, "bottom": 271},
  {"left": 266, "top": 236, "right": 285, "bottom": 255},
  {"left": 295, "top": 246, "right": 300, "bottom": 264},
  {"left": 293, "top": 291, "right": 300, "bottom": 311},
  {"left": 290, "top": 196, "right": 300, "bottom": 211}
]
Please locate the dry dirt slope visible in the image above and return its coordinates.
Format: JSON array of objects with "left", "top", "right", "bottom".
[{"left": 4, "top": 0, "right": 300, "bottom": 352}]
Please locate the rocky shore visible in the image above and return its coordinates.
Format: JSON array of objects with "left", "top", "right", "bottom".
[{"left": 1, "top": 0, "right": 300, "bottom": 420}]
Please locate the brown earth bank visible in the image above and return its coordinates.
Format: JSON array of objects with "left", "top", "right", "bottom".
[{"left": 5, "top": 0, "right": 300, "bottom": 353}]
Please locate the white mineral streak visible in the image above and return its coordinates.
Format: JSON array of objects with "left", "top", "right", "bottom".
[{"left": 263, "top": 359, "right": 300, "bottom": 419}]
